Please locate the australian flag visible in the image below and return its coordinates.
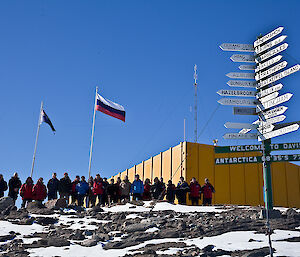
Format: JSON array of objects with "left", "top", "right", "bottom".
[{"left": 40, "top": 109, "right": 56, "bottom": 133}]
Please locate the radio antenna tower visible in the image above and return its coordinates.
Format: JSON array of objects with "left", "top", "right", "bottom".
[{"left": 194, "top": 64, "right": 198, "bottom": 143}]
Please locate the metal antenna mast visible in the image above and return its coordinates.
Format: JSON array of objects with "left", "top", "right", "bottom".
[{"left": 194, "top": 64, "right": 198, "bottom": 143}]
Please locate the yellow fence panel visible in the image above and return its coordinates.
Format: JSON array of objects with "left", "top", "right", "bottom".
[
  {"left": 171, "top": 143, "right": 183, "bottom": 185},
  {"left": 128, "top": 166, "right": 136, "bottom": 182},
  {"left": 214, "top": 153, "right": 230, "bottom": 204},
  {"left": 144, "top": 159, "right": 152, "bottom": 182},
  {"left": 136, "top": 162, "right": 144, "bottom": 181},
  {"left": 285, "top": 163, "right": 300, "bottom": 207},
  {"left": 153, "top": 153, "right": 162, "bottom": 182},
  {"left": 272, "top": 162, "right": 288, "bottom": 207},
  {"left": 162, "top": 148, "right": 172, "bottom": 182}
]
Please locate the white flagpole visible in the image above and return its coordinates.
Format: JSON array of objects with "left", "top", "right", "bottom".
[
  {"left": 88, "top": 87, "right": 98, "bottom": 178},
  {"left": 30, "top": 101, "right": 43, "bottom": 178}
]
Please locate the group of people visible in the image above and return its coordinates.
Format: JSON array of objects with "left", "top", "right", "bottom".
[{"left": 0, "top": 172, "right": 215, "bottom": 207}]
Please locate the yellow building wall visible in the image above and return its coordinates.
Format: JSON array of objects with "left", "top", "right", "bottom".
[{"left": 112, "top": 142, "right": 300, "bottom": 208}]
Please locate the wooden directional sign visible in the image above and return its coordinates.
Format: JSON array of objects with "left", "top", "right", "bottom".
[
  {"left": 214, "top": 142, "right": 300, "bottom": 153},
  {"left": 239, "top": 65, "right": 256, "bottom": 71},
  {"left": 254, "top": 26, "right": 284, "bottom": 48},
  {"left": 226, "top": 72, "right": 255, "bottom": 79},
  {"left": 218, "top": 98, "right": 257, "bottom": 106},
  {"left": 261, "top": 93, "right": 292, "bottom": 110},
  {"left": 255, "top": 61, "right": 287, "bottom": 81},
  {"left": 223, "top": 133, "right": 257, "bottom": 139},
  {"left": 255, "top": 55, "right": 282, "bottom": 73},
  {"left": 220, "top": 43, "right": 254, "bottom": 52},
  {"left": 256, "top": 43, "right": 288, "bottom": 63},
  {"left": 217, "top": 89, "right": 256, "bottom": 97},
  {"left": 256, "top": 84, "right": 283, "bottom": 98},
  {"left": 215, "top": 154, "right": 300, "bottom": 165},
  {"left": 233, "top": 107, "right": 256, "bottom": 115},
  {"left": 258, "top": 92, "right": 279, "bottom": 103},
  {"left": 261, "top": 106, "right": 288, "bottom": 119},
  {"left": 227, "top": 80, "right": 257, "bottom": 88},
  {"left": 258, "top": 123, "right": 299, "bottom": 141},
  {"left": 224, "top": 122, "right": 258, "bottom": 129},
  {"left": 230, "top": 54, "right": 255, "bottom": 63},
  {"left": 258, "top": 64, "right": 300, "bottom": 89},
  {"left": 255, "top": 35, "right": 287, "bottom": 54}
]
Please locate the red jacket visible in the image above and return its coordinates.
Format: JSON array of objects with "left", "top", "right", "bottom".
[
  {"left": 143, "top": 184, "right": 151, "bottom": 200},
  {"left": 33, "top": 182, "right": 47, "bottom": 201},
  {"left": 93, "top": 180, "right": 104, "bottom": 195},
  {"left": 72, "top": 180, "right": 79, "bottom": 193},
  {"left": 190, "top": 182, "right": 201, "bottom": 198},
  {"left": 20, "top": 183, "right": 33, "bottom": 200},
  {"left": 201, "top": 183, "right": 215, "bottom": 199}
]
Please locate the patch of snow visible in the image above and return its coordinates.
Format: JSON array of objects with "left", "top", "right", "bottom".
[
  {"left": 125, "top": 213, "right": 143, "bottom": 219},
  {"left": 0, "top": 221, "right": 45, "bottom": 236},
  {"left": 145, "top": 227, "right": 159, "bottom": 233}
]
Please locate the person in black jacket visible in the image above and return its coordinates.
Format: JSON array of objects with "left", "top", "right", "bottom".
[
  {"left": 151, "top": 177, "right": 164, "bottom": 200},
  {"left": 166, "top": 180, "right": 176, "bottom": 204},
  {"left": 59, "top": 173, "right": 72, "bottom": 200},
  {"left": 0, "top": 174, "right": 8, "bottom": 198},
  {"left": 8, "top": 172, "right": 22, "bottom": 204},
  {"left": 176, "top": 176, "right": 189, "bottom": 205},
  {"left": 106, "top": 179, "right": 117, "bottom": 205},
  {"left": 47, "top": 173, "right": 60, "bottom": 200}
]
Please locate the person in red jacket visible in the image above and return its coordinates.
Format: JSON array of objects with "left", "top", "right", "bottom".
[
  {"left": 143, "top": 178, "right": 151, "bottom": 200},
  {"left": 32, "top": 178, "right": 47, "bottom": 204},
  {"left": 189, "top": 177, "right": 201, "bottom": 206},
  {"left": 93, "top": 174, "right": 104, "bottom": 206},
  {"left": 20, "top": 177, "right": 34, "bottom": 208},
  {"left": 201, "top": 178, "right": 215, "bottom": 206}
]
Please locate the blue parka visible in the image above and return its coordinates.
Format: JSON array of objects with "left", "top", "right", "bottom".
[
  {"left": 76, "top": 181, "right": 89, "bottom": 195},
  {"left": 130, "top": 179, "right": 144, "bottom": 194}
]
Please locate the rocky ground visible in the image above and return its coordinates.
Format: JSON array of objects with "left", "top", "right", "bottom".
[{"left": 0, "top": 197, "right": 300, "bottom": 257}]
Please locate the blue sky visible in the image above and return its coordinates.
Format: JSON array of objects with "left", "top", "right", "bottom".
[{"left": 1, "top": 0, "right": 300, "bottom": 184}]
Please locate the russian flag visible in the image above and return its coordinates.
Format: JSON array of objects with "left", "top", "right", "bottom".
[{"left": 96, "top": 93, "right": 126, "bottom": 122}]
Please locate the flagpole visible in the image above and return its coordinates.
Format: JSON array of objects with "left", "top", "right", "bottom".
[
  {"left": 30, "top": 101, "right": 43, "bottom": 178},
  {"left": 88, "top": 87, "right": 98, "bottom": 178}
]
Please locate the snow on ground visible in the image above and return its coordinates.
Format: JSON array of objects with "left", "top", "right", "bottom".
[
  {"left": 0, "top": 220, "right": 45, "bottom": 237},
  {"left": 103, "top": 202, "right": 227, "bottom": 213},
  {"left": 27, "top": 229, "right": 300, "bottom": 257}
]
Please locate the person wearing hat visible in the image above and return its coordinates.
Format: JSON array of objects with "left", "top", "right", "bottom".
[
  {"left": 76, "top": 176, "right": 89, "bottom": 206},
  {"left": 59, "top": 172, "right": 72, "bottom": 200},
  {"left": 47, "top": 173, "right": 60, "bottom": 200},
  {"left": 8, "top": 172, "right": 22, "bottom": 204}
]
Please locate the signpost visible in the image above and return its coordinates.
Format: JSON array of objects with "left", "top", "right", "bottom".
[
  {"left": 254, "top": 26, "right": 284, "bottom": 47},
  {"left": 255, "top": 35, "right": 287, "bottom": 54},
  {"left": 227, "top": 80, "right": 257, "bottom": 88},
  {"left": 255, "top": 61, "right": 287, "bottom": 80},
  {"left": 239, "top": 65, "right": 255, "bottom": 70},
  {"left": 224, "top": 122, "right": 258, "bottom": 129},
  {"left": 256, "top": 84, "right": 283, "bottom": 98},
  {"left": 217, "top": 89, "right": 256, "bottom": 97},
  {"left": 255, "top": 55, "right": 282, "bottom": 73},
  {"left": 218, "top": 98, "right": 257, "bottom": 106},
  {"left": 261, "top": 106, "right": 288, "bottom": 119},
  {"left": 260, "top": 93, "right": 293, "bottom": 110},
  {"left": 223, "top": 133, "right": 257, "bottom": 139},
  {"left": 256, "top": 43, "right": 288, "bottom": 62},
  {"left": 258, "top": 92, "right": 279, "bottom": 103},
  {"left": 230, "top": 54, "right": 255, "bottom": 63},
  {"left": 258, "top": 123, "right": 299, "bottom": 141},
  {"left": 233, "top": 107, "right": 256, "bottom": 115},
  {"left": 226, "top": 72, "right": 255, "bottom": 79},
  {"left": 220, "top": 43, "right": 254, "bottom": 52}
]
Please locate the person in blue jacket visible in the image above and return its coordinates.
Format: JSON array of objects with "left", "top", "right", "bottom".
[
  {"left": 76, "top": 176, "right": 89, "bottom": 206},
  {"left": 130, "top": 174, "right": 144, "bottom": 201}
]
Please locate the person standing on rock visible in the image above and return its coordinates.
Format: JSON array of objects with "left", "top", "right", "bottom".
[
  {"left": 176, "top": 176, "right": 189, "bottom": 205},
  {"left": 201, "top": 178, "right": 215, "bottom": 206},
  {"left": 119, "top": 176, "right": 131, "bottom": 202},
  {"left": 20, "top": 177, "right": 34, "bottom": 208},
  {"left": 143, "top": 178, "right": 151, "bottom": 201},
  {"left": 76, "top": 176, "right": 89, "bottom": 207},
  {"left": 33, "top": 178, "right": 47, "bottom": 204},
  {"left": 88, "top": 176, "right": 95, "bottom": 207},
  {"left": 71, "top": 176, "right": 80, "bottom": 205},
  {"left": 151, "top": 177, "right": 164, "bottom": 200},
  {"left": 130, "top": 174, "right": 144, "bottom": 201},
  {"left": 59, "top": 173, "right": 72, "bottom": 200},
  {"left": 93, "top": 174, "right": 104, "bottom": 206},
  {"left": 166, "top": 180, "right": 176, "bottom": 204},
  {"left": 8, "top": 172, "right": 22, "bottom": 204},
  {"left": 102, "top": 177, "right": 109, "bottom": 205},
  {"left": 47, "top": 173, "right": 60, "bottom": 200},
  {"left": 106, "top": 178, "right": 118, "bottom": 205},
  {"left": 0, "top": 174, "right": 8, "bottom": 198},
  {"left": 159, "top": 177, "right": 166, "bottom": 200},
  {"left": 116, "top": 177, "right": 122, "bottom": 203},
  {"left": 189, "top": 177, "right": 201, "bottom": 206}
]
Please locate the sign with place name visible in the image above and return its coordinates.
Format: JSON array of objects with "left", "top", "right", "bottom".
[
  {"left": 260, "top": 106, "right": 288, "bottom": 119},
  {"left": 256, "top": 43, "right": 288, "bottom": 63},
  {"left": 255, "top": 35, "right": 287, "bottom": 54},
  {"left": 218, "top": 98, "right": 257, "bottom": 106},
  {"left": 220, "top": 43, "right": 254, "bottom": 52},
  {"left": 214, "top": 142, "right": 300, "bottom": 153},
  {"left": 263, "top": 114, "right": 286, "bottom": 125},
  {"left": 215, "top": 154, "right": 300, "bottom": 165},
  {"left": 256, "top": 84, "right": 283, "bottom": 98},
  {"left": 258, "top": 123, "right": 299, "bottom": 141},
  {"left": 257, "top": 123, "right": 274, "bottom": 134},
  {"left": 230, "top": 54, "right": 255, "bottom": 63},
  {"left": 227, "top": 80, "right": 257, "bottom": 88},
  {"left": 226, "top": 72, "right": 255, "bottom": 79},
  {"left": 258, "top": 92, "right": 279, "bottom": 103},
  {"left": 223, "top": 133, "right": 257, "bottom": 139},
  {"left": 254, "top": 26, "right": 284, "bottom": 48},
  {"left": 233, "top": 107, "right": 256, "bottom": 115},
  {"left": 257, "top": 64, "right": 300, "bottom": 89},
  {"left": 217, "top": 89, "right": 256, "bottom": 97},
  {"left": 239, "top": 65, "right": 256, "bottom": 70},
  {"left": 255, "top": 61, "right": 287, "bottom": 81},
  {"left": 260, "top": 93, "right": 292, "bottom": 110},
  {"left": 255, "top": 55, "right": 282, "bottom": 73},
  {"left": 224, "top": 122, "right": 258, "bottom": 129},
  {"left": 239, "top": 120, "right": 260, "bottom": 134}
]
